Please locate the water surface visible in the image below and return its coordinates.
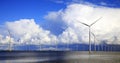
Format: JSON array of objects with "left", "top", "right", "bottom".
[{"left": 0, "top": 51, "right": 120, "bottom": 63}]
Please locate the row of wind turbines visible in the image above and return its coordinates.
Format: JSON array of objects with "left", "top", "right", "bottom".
[{"left": 0, "top": 17, "right": 118, "bottom": 53}]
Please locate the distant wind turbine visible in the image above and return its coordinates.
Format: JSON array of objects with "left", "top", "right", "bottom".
[
  {"left": 0, "top": 25, "right": 12, "bottom": 51},
  {"left": 90, "top": 32, "right": 96, "bottom": 52},
  {"left": 8, "top": 30, "right": 12, "bottom": 51},
  {"left": 77, "top": 17, "right": 102, "bottom": 54}
]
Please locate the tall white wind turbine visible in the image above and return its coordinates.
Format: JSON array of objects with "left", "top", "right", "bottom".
[{"left": 77, "top": 17, "right": 102, "bottom": 54}]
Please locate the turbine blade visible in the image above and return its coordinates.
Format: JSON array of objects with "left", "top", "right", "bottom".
[
  {"left": 78, "top": 21, "right": 89, "bottom": 26},
  {"left": 90, "top": 17, "right": 102, "bottom": 26}
]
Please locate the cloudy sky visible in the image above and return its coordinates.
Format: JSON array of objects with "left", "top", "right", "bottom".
[{"left": 0, "top": 0, "right": 120, "bottom": 50}]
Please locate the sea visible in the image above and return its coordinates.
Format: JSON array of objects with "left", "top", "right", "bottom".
[{"left": 0, "top": 51, "right": 120, "bottom": 63}]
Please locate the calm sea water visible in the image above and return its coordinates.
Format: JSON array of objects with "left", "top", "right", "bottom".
[{"left": 0, "top": 51, "right": 120, "bottom": 63}]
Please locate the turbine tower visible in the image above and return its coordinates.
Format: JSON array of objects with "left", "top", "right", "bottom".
[
  {"left": 77, "top": 17, "right": 102, "bottom": 54},
  {"left": 91, "top": 32, "right": 98, "bottom": 52},
  {"left": 8, "top": 30, "right": 12, "bottom": 51}
]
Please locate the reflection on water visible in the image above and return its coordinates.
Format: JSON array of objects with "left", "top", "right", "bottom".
[{"left": 0, "top": 51, "right": 120, "bottom": 63}]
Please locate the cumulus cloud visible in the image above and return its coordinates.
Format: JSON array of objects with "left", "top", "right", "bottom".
[
  {"left": 0, "top": 19, "right": 58, "bottom": 45},
  {"left": 45, "top": 4, "right": 120, "bottom": 44},
  {"left": 0, "top": 3, "right": 120, "bottom": 45},
  {"left": 44, "top": 10, "right": 63, "bottom": 21},
  {"left": 58, "top": 27, "right": 79, "bottom": 44}
]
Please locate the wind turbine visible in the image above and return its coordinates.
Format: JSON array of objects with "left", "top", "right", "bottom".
[
  {"left": 0, "top": 25, "right": 12, "bottom": 51},
  {"left": 8, "top": 30, "right": 12, "bottom": 51},
  {"left": 77, "top": 17, "right": 102, "bottom": 54},
  {"left": 91, "top": 32, "right": 96, "bottom": 52}
]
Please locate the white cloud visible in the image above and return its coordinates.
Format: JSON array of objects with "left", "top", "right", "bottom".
[
  {"left": 0, "top": 3, "right": 120, "bottom": 45},
  {"left": 5, "top": 19, "right": 40, "bottom": 36},
  {"left": 44, "top": 10, "right": 63, "bottom": 21},
  {"left": 0, "top": 19, "right": 58, "bottom": 45},
  {"left": 58, "top": 27, "right": 79, "bottom": 44},
  {"left": 45, "top": 4, "right": 120, "bottom": 44}
]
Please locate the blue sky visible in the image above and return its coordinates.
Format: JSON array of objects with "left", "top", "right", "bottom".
[
  {"left": 0, "top": 0, "right": 120, "bottom": 24},
  {"left": 0, "top": 0, "right": 68, "bottom": 35},
  {"left": 0, "top": 0, "right": 66, "bottom": 24},
  {"left": 0, "top": 0, "right": 120, "bottom": 50}
]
